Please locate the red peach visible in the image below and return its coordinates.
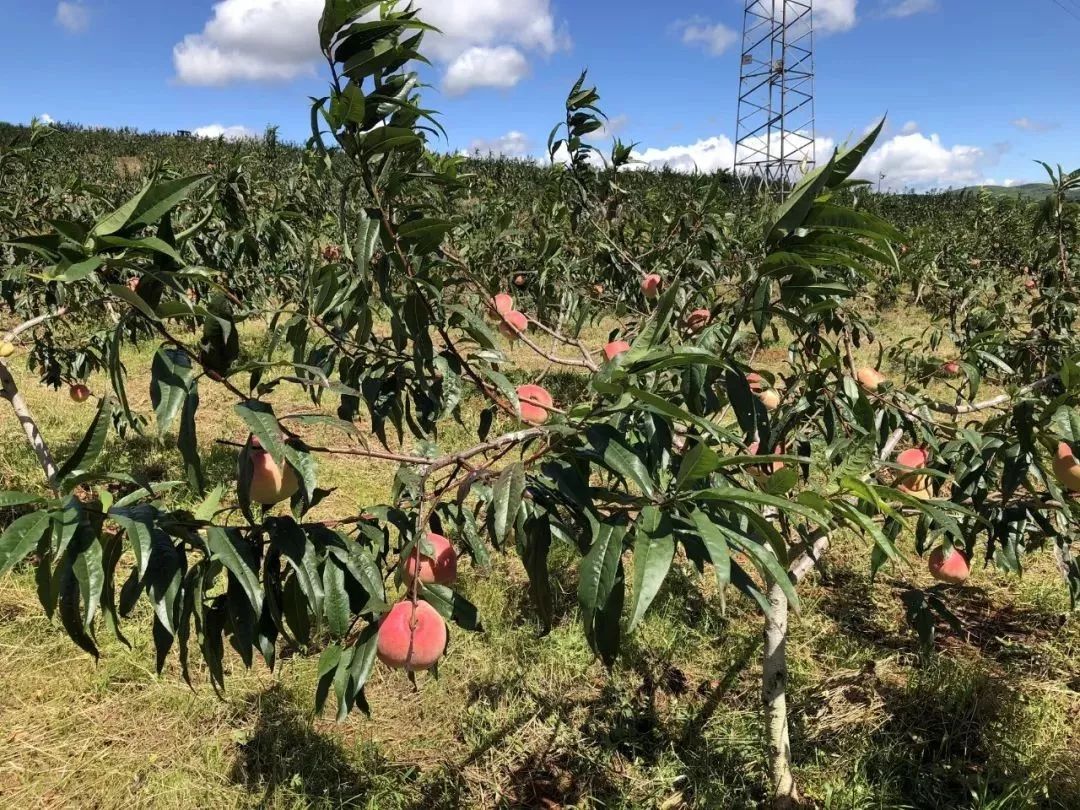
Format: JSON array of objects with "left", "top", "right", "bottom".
[
  {"left": 127, "top": 277, "right": 141, "bottom": 293},
  {"left": 929, "top": 546, "right": 970, "bottom": 584},
  {"left": 746, "top": 372, "right": 764, "bottom": 394},
  {"left": 69, "top": 384, "right": 91, "bottom": 403},
  {"left": 517, "top": 384, "right": 553, "bottom": 425},
  {"left": 686, "top": 308, "right": 711, "bottom": 333},
  {"left": 1052, "top": 441, "right": 1080, "bottom": 493},
  {"left": 942, "top": 361, "right": 961, "bottom": 377},
  {"left": 513, "top": 274, "right": 527, "bottom": 288},
  {"left": 492, "top": 293, "right": 514, "bottom": 315},
  {"left": 856, "top": 367, "right": 886, "bottom": 392},
  {"left": 377, "top": 601, "right": 447, "bottom": 671},
  {"left": 403, "top": 532, "right": 458, "bottom": 586},
  {"left": 499, "top": 310, "right": 529, "bottom": 340},
  {"left": 603, "top": 340, "right": 631, "bottom": 362},
  {"left": 247, "top": 439, "right": 300, "bottom": 505},
  {"left": 641, "top": 274, "right": 662, "bottom": 299},
  {"left": 896, "top": 447, "right": 931, "bottom": 495}
]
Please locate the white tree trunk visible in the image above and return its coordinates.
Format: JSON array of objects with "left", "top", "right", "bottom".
[
  {"left": 763, "top": 579, "right": 799, "bottom": 808},
  {"left": 0, "top": 361, "right": 59, "bottom": 489}
]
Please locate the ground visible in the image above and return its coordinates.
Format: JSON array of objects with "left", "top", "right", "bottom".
[{"left": 0, "top": 311, "right": 1077, "bottom": 809}]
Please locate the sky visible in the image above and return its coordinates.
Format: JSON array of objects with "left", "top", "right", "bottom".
[{"left": 3, "top": 0, "right": 1079, "bottom": 190}]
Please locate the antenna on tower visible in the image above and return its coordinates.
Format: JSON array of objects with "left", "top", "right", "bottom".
[{"left": 734, "top": 1, "right": 816, "bottom": 199}]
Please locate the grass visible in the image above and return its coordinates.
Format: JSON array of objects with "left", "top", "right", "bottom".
[{"left": 0, "top": 312, "right": 1078, "bottom": 808}]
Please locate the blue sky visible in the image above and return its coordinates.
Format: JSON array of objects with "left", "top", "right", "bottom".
[{"left": 2, "top": 0, "right": 1077, "bottom": 189}]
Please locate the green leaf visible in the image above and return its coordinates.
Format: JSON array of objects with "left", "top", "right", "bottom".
[
  {"left": 689, "top": 509, "right": 731, "bottom": 590},
  {"left": 766, "top": 152, "right": 837, "bottom": 245},
  {"left": 128, "top": 175, "right": 211, "bottom": 230},
  {"left": 420, "top": 583, "right": 482, "bottom": 631},
  {"left": 235, "top": 400, "right": 287, "bottom": 465},
  {"left": 91, "top": 184, "right": 151, "bottom": 237},
  {"left": 179, "top": 378, "right": 205, "bottom": 494},
  {"left": 107, "top": 283, "right": 158, "bottom": 320},
  {"left": 397, "top": 218, "right": 452, "bottom": 253},
  {"left": 206, "top": 527, "right": 263, "bottom": 615},
  {"left": 626, "top": 507, "right": 675, "bottom": 633},
  {"left": 586, "top": 424, "right": 655, "bottom": 498},
  {"left": 268, "top": 517, "right": 324, "bottom": 625},
  {"left": 491, "top": 462, "right": 525, "bottom": 544},
  {"left": 0, "top": 492, "right": 45, "bottom": 508},
  {"left": 150, "top": 347, "right": 194, "bottom": 437},
  {"left": 677, "top": 440, "right": 722, "bottom": 489},
  {"left": 0, "top": 511, "right": 52, "bottom": 577},
  {"left": 578, "top": 519, "right": 626, "bottom": 615},
  {"left": 144, "top": 530, "right": 184, "bottom": 635},
  {"left": 108, "top": 504, "right": 154, "bottom": 578},
  {"left": 322, "top": 557, "right": 351, "bottom": 638},
  {"left": 56, "top": 395, "right": 113, "bottom": 483},
  {"left": 51, "top": 256, "right": 104, "bottom": 283}
]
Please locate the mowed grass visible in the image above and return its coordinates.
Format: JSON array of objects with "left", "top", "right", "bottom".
[{"left": 0, "top": 310, "right": 1078, "bottom": 808}]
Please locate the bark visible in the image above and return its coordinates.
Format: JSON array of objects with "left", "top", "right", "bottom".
[{"left": 0, "top": 361, "right": 59, "bottom": 490}]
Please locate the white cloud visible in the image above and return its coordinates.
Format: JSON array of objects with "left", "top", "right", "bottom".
[
  {"left": 174, "top": 0, "right": 565, "bottom": 94},
  {"left": 174, "top": 0, "right": 322, "bottom": 85},
  {"left": 418, "top": 0, "right": 565, "bottom": 62},
  {"left": 443, "top": 46, "right": 529, "bottom": 96},
  {"left": 813, "top": 0, "right": 859, "bottom": 33},
  {"left": 853, "top": 131, "right": 1000, "bottom": 190},
  {"left": 884, "top": 0, "right": 937, "bottom": 18},
  {"left": 632, "top": 136, "right": 737, "bottom": 174},
  {"left": 38, "top": 114, "right": 55, "bottom": 125},
  {"left": 901, "top": 120, "right": 919, "bottom": 134},
  {"left": 463, "top": 131, "right": 531, "bottom": 158},
  {"left": 1012, "top": 117, "right": 1058, "bottom": 133},
  {"left": 192, "top": 124, "right": 258, "bottom": 141},
  {"left": 56, "top": 1, "right": 90, "bottom": 33},
  {"left": 676, "top": 18, "right": 737, "bottom": 56},
  {"left": 597, "top": 114, "right": 630, "bottom": 140}
]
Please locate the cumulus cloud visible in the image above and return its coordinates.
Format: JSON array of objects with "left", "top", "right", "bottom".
[
  {"left": 625, "top": 125, "right": 1001, "bottom": 190},
  {"left": 632, "top": 136, "right": 736, "bottom": 174},
  {"left": 56, "top": 1, "right": 90, "bottom": 33},
  {"left": 852, "top": 131, "right": 1002, "bottom": 190},
  {"left": 174, "top": 0, "right": 322, "bottom": 85},
  {"left": 810, "top": 0, "right": 858, "bottom": 33},
  {"left": 1012, "top": 117, "right": 1058, "bottom": 133},
  {"left": 901, "top": 120, "right": 919, "bottom": 134},
  {"left": 444, "top": 46, "right": 529, "bottom": 96},
  {"left": 884, "top": 0, "right": 938, "bottom": 18},
  {"left": 38, "top": 114, "right": 56, "bottom": 125},
  {"left": 192, "top": 124, "right": 258, "bottom": 141},
  {"left": 676, "top": 18, "right": 737, "bottom": 56},
  {"left": 174, "top": 0, "right": 565, "bottom": 94},
  {"left": 596, "top": 114, "right": 631, "bottom": 140},
  {"left": 463, "top": 131, "right": 531, "bottom": 158}
]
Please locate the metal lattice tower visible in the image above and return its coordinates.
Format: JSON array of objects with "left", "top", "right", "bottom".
[{"left": 734, "top": 1, "right": 816, "bottom": 197}]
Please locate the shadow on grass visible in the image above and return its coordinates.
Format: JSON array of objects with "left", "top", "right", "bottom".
[{"left": 230, "top": 684, "right": 392, "bottom": 808}]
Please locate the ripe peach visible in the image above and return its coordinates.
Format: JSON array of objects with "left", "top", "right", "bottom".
[
  {"left": 492, "top": 293, "right": 514, "bottom": 316},
  {"left": 641, "top": 274, "right": 662, "bottom": 299},
  {"left": 896, "top": 447, "right": 931, "bottom": 495},
  {"left": 856, "top": 367, "right": 886, "bottom": 392},
  {"left": 321, "top": 244, "right": 342, "bottom": 263},
  {"left": 928, "top": 546, "right": 970, "bottom": 584},
  {"left": 513, "top": 274, "right": 527, "bottom": 288},
  {"left": 746, "top": 372, "right": 764, "bottom": 394},
  {"left": 247, "top": 437, "right": 300, "bottom": 505},
  {"left": 592, "top": 283, "right": 605, "bottom": 297},
  {"left": 403, "top": 532, "right": 458, "bottom": 586},
  {"left": 758, "top": 389, "right": 781, "bottom": 410},
  {"left": 499, "top": 310, "right": 529, "bottom": 340},
  {"left": 941, "top": 360, "right": 961, "bottom": 377},
  {"left": 377, "top": 601, "right": 447, "bottom": 671},
  {"left": 1052, "top": 441, "right": 1080, "bottom": 493},
  {"left": 127, "top": 277, "right": 141, "bottom": 293},
  {"left": 1024, "top": 278, "right": 1037, "bottom": 291},
  {"left": 517, "top": 384, "right": 553, "bottom": 425},
  {"left": 69, "top": 384, "right": 91, "bottom": 403},
  {"left": 603, "top": 340, "right": 631, "bottom": 362},
  {"left": 686, "top": 308, "right": 711, "bottom": 333}
]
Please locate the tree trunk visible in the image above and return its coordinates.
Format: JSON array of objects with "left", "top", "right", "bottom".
[
  {"left": 0, "top": 360, "right": 59, "bottom": 489},
  {"left": 763, "top": 579, "right": 799, "bottom": 808}
]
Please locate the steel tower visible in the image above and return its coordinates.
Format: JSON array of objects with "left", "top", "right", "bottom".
[{"left": 734, "top": 1, "right": 816, "bottom": 197}]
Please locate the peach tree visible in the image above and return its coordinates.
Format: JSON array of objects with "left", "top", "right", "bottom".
[{"left": 0, "top": 2, "right": 1078, "bottom": 806}]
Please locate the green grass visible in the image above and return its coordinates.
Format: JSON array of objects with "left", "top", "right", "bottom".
[{"left": 0, "top": 317, "right": 1078, "bottom": 808}]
